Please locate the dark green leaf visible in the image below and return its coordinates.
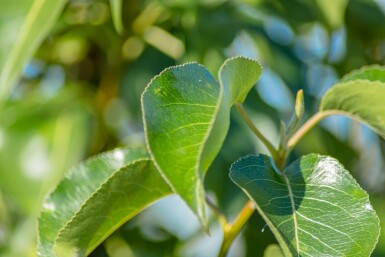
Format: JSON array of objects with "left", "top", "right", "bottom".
[
  {"left": 38, "top": 148, "right": 171, "bottom": 257},
  {"left": 142, "top": 56, "right": 261, "bottom": 226},
  {"left": 230, "top": 154, "right": 380, "bottom": 257}
]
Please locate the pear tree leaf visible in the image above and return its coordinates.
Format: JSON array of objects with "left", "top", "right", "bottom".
[
  {"left": 230, "top": 154, "right": 380, "bottom": 257},
  {"left": 320, "top": 66, "right": 385, "bottom": 139},
  {"left": 142, "top": 56, "right": 261, "bottom": 226},
  {"left": 37, "top": 148, "right": 171, "bottom": 257}
]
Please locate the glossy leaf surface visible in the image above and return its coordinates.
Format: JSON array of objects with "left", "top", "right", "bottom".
[
  {"left": 38, "top": 148, "right": 171, "bottom": 257},
  {"left": 320, "top": 66, "right": 385, "bottom": 139},
  {"left": 0, "top": 0, "right": 67, "bottom": 104},
  {"left": 142, "top": 56, "right": 261, "bottom": 226},
  {"left": 230, "top": 154, "right": 380, "bottom": 257}
]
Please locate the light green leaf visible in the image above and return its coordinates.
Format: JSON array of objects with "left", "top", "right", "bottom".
[
  {"left": 218, "top": 56, "right": 263, "bottom": 104},
  {"left": 0, "top": 0, "right": 67, "bottom": 104},
  {"left": 230, "top": 154, "right": 380, "bottom": 257},
  {"left": 109, "top": 0, "right": 124, "bottom": 35},
  {"left": 340, "top": 65, "right": 385, "bottom": 83},
  {"left": 142, "top": 56, "right": 261, "bottom": 226},
  {"left": 37, "top": 148, "right": 171, "bottom": 257},
  {"left": 320, "top": 67, "right": 385, "bottom": 139}
]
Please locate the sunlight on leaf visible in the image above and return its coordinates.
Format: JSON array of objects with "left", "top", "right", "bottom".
[
  {"left": 230, "top": 154, "right": 380, "bottom": 257},
  {"left": 38, "top": 148, "right": 171, "bottom": 257}
]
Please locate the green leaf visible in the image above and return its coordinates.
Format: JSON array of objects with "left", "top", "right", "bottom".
[
  {"left": 38, "top": 148, "right": 171, "bottom": 257},
  {"left": 320, "top": 67, "right": 385, "bottom": 139},
  {"left": 230, "top": 154, "right": 380, "bottom": 257},
  {"left": 340, "top": 65, "right": 385, "bottom": 83},
  {"left": 142, "top": 56, "right": 261, "bottom": 226},
  {"left": 218, "top": 56, "right": 263, "bottom": 104},
  {"left": 0, "top": 0, "right": 67, "bottom": 104},
  {"left": 109, "top": 0, "right": 124, "bottom": 35}
]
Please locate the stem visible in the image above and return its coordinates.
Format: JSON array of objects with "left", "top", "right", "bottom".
[
  {"left": 287, "top": 110, "right": 335, "bottom": 149},
  {"left": 217, "top": 102, "right": 277, "bottom": 256},
  {"left": 218, "top": 200, "right": 256, "bottom": 257},
  {"left": 235, "top": 102, "right": 277, "bottom": 158}
]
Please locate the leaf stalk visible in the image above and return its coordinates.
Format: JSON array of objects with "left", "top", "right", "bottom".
[
  {"left": 235, "top": 102, "right": 277, "bottom": 159},
  {"left": 218, "top": 99, "right": 335, "bottom": 256},
  {"left": 218, "top": 200, "right": 255, "bottom": 257},
  {"left": 287, "top": 110, "right": 335, "bottom": 150}
]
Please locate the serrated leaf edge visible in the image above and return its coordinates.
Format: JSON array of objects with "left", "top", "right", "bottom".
[
  {"left": 340, "top": 65, "right": 385, "bottom": 82},
  {"left": 37, "top": 147, "right": 149, "bottom": 256},
  {"left": 141, "top": 62, "right": 219, "bottom": 228},
  {"left": 229, "top": 154, "right": 293, "bottom": 256},
  {"left": 218, "top": 56, "right": 263, "bottom": 104},
  {"left": 53, "top": 157, "right": 169, "bottom": 256},
  {"left": 141, "top": 56, "right": 263, "bottom": 228}
]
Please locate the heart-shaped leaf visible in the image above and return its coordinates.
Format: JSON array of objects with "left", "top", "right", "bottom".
[
  {"left": 142, "top": 56, "right": 261, "bottom": 226},
  {"left": 230, "top": 154, "right": 380, "bottom": 257},
  {"left": 320, "top": 66, "right": 385, "bottom": 139},
  {"left": 38, "top": 148, "right": 172, "bottom": 257}
]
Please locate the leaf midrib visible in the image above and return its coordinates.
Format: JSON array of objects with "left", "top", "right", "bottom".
[{"left": 281, "top": 171, "right": 300, "bottom": 256}]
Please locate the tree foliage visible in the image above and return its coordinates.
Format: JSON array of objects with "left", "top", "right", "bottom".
[{"left": 1, "top": 1, "right": 385, "bottom": 257}]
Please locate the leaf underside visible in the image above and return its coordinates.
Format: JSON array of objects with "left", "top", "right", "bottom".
[
  {"left": 142, "top": 56, "right": 261, "bottom": 226},
  {"left": 38, "top": 148, "right": 171, "bottom": 257},
  {"left": 230, "top": 154, "right": 380, "bottom": 257}
]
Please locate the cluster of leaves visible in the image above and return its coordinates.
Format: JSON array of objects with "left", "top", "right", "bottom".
[
  {"left": 38, "top": 56, "right": 384, "bottom": 256},
  {"left": 2, "top": 0, "right": 385, "bottom": 256}
]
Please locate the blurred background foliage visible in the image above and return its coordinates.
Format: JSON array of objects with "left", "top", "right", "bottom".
[{"left": 0, "top": 0, "right": 385, "bottom": 256}]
